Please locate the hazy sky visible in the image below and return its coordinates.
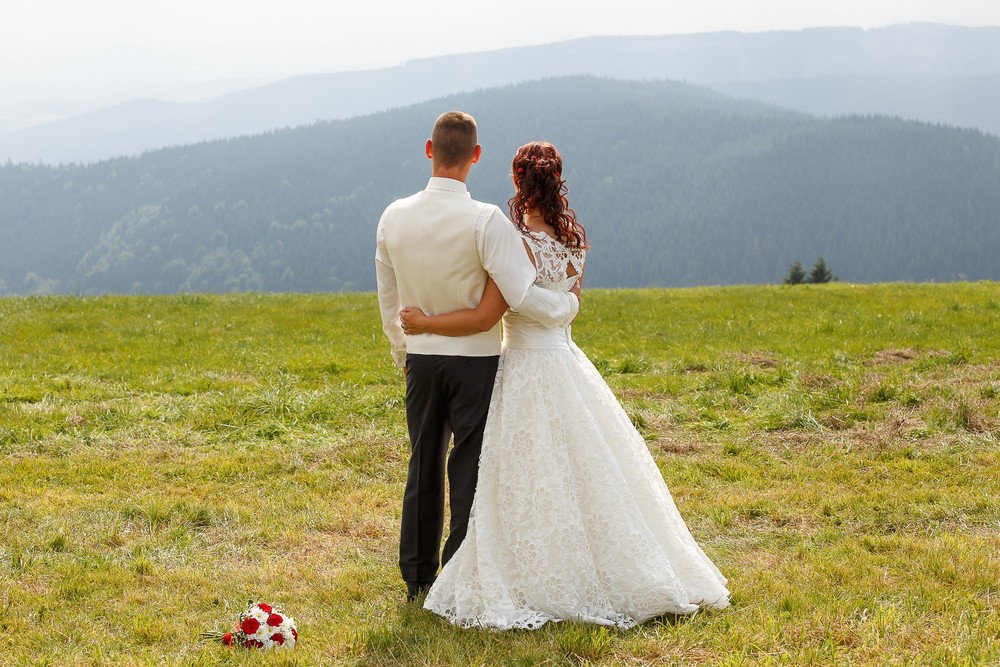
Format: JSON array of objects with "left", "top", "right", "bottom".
[{"left": 2, "top": 0, "right": 999, "bottom": 121}]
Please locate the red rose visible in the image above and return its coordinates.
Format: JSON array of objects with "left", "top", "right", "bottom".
[
  {"left": 241, "top": 617, "right": 261, "bottom": 634},
  {"left": 267, "top": 613, "right": 283, "bottom": 626},
  {"left": 222, "top": 632, "right": 233, "bottom": 646},
  {"left": 257, "top": 603, "right": 273, "bottom": 613},
  {"left": 292, "top": 628, "right": 298, "bottom": 640},
  {"left": 270, "top": 633, "right": 285, "bottom": 645},
  {"left": 245, "top": 639, "right": 264, "bottom": 649}
]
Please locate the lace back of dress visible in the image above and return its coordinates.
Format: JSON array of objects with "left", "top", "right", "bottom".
[{"left": 524, "top": 232, "right": 586, "bottom": 292}]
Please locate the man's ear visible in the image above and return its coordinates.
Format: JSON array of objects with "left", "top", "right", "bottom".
[
  {"left": 425, "top": 139, "right": 433, "bottom": 160},
  {"left": 471, "top": 144, "right": 482, "bottom": 164}
]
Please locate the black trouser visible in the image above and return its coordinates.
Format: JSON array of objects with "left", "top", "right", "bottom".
[{"left": 399, "top": 353, "right": 499, "bottom": 586}]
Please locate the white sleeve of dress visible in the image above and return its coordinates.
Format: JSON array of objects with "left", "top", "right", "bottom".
[{"left": 477, "top": 206, "right": 579, "bottom": 328}]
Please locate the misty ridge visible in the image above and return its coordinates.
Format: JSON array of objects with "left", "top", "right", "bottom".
[
  {"left": 0, "top": 23, "right": 998, "bottom": 297},
  {"left": 2, "top": 23, "right": 1000, "bottom": 165}
]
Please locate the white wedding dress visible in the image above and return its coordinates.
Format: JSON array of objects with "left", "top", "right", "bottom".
[{"left": 423, "top": 230, "right": 730, "bottom": 630}]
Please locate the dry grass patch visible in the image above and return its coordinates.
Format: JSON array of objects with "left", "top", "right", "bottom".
[
  {"left": 871, "top": 348, "right": 920, "bottom": 365},
  {"left": 655, "top": 433, "right": 706, "bottom": 455},
  {"left": 731, "top": 351, "right": 781, "bottom": 368}
]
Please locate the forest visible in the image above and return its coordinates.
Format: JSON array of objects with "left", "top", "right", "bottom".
[{"left": 1, "top": 75, "right": 998, "bottom": 295}]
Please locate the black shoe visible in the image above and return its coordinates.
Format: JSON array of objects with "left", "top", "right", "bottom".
[{"left": 406, "top": 581, "right": 433, "bottom": 602}]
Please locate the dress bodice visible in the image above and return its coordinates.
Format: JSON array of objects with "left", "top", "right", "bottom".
[{"left": 502, "top": 231, "right": 586, "bottom": 351}]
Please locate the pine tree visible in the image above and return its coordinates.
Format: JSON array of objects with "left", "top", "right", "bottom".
[
  {"left": 807, "top": 257, "right": 836, "bottom": 284},
  {"left": 784, "top": 261, "right": 806, "bottom": 285}
]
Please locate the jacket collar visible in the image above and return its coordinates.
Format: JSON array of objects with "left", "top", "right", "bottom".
[{"left": 426, "top": 177, "right": 470, "bottom": 197}]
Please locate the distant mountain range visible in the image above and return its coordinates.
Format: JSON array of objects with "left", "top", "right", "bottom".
[
  {"left": 2, "top": 75, "right": 997, "bottom": 296},
  {"left": 714, "top": 72, "right": 1000, "bottom": 134},
  {"left": 2, "top": 23, "right": 999, "bottom": 164}
]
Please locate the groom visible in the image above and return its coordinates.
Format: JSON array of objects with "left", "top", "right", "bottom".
[{"left": 375, "top": 111, "right": 580, "bottom": 601}]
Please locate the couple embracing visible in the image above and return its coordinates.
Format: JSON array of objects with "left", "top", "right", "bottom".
[{"left": 375, "top": 111, "right": 729, "bottom": 630}]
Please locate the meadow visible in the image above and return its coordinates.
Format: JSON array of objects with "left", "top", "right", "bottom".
[{"left": 1, "top": 282, "right": 997, "bottom": 666}]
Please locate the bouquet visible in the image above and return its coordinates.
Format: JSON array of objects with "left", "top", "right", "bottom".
[{"left": 204, "top": 601, "right": 297, "bottom": 649}]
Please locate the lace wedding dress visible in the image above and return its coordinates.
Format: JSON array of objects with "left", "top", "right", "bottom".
[{"left": 423, "top": 230, "right": 730, "bottom": 630}]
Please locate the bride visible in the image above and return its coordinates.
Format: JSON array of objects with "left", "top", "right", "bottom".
[{"left": 398, "top": 141, "right": 730, "bottom": 630}]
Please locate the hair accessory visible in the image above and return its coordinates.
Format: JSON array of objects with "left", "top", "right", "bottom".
[{"left": 516, "top": 167, "right": 524, "bottom": 173}]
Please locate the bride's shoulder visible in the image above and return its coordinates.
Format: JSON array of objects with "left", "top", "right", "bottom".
[{"left": 521, "top": 229, "right": 586, "bottom": 254}]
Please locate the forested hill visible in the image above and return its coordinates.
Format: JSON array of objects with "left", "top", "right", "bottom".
[{"left": 1, "top": 75, "right": 998, "bottom": 295}]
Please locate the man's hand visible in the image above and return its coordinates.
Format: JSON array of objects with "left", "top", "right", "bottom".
[
  {"left": 570, "top": 279, "right": 582, "bottom": 323},
  {"left": 399, "top": 307, "right": 431, "bottom": 335}
]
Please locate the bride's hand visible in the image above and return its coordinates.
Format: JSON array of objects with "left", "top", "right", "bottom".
[{"left": 399, "top": 307, "right": 430, "bottom": 335}]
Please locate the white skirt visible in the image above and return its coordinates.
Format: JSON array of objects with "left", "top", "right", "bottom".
[{"left": 424, "top": 340, "right": 730, "bottom": 630}]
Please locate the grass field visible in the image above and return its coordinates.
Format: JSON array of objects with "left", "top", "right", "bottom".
[{"left": 1, "top": 283, "right": 998, "bottom": 666}]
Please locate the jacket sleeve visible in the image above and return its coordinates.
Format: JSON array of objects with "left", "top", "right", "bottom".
[{"left": 375, "top": 217, "right": 407, "bottom": 367}]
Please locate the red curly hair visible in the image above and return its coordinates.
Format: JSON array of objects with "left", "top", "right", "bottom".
[{"left": 508, "top": 141, "right": 587, "bottom": 249}]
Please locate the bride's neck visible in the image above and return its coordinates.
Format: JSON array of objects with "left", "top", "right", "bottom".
[{"left": 523, "top": 211, "right": 556, "bottom": 237}]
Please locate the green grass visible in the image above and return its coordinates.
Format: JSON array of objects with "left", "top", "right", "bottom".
[{"left": 1, "top": 282, "right": 998, "bottom": 666}]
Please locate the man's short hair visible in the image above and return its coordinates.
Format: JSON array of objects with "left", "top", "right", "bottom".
[{"left": 431, "top": 111, "right": 478, "bottom": 168}]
